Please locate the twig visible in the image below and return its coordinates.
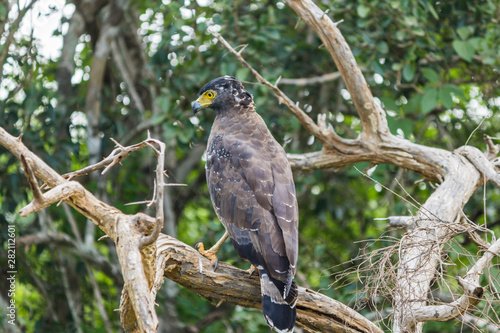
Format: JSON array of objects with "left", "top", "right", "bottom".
[
  {"left": 278, "top": 72, "right": 342, "bottom": 85},
  {"left": 485, "top": 134, "right": 500, "bottom": 160},
  {"left": 407, "top": 236, "right": 500, "bottom": 325},
  {"left": 465, "top": 112, "right": 492, "bottom": 146},
  {"left": 116, "top": 215, "right": 159, "bottom": 332},
  {"left": 210, "top": 29, "right": 337, "bottom": 146},
  {"left": 19, "top": 155, "right": 86, "bottom": 216},
  {"left": 139, "top": 138, "right": 166, "bottom": 249}
]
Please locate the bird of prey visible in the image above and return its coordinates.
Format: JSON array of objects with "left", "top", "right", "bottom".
[{"left": 192, "top": 76, "right": 299, "bottom": 332}]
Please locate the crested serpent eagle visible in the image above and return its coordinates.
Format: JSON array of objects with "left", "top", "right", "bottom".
[{"left": 192, "top": 76, "right": 299, "bottom": 332}]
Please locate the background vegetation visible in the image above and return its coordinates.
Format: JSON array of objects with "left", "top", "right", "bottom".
[{"left": 1, "top": 0, "right": 499, "bottom": 332}]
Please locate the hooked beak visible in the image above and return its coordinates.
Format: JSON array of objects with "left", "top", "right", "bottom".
[
  {"left": 192, "top": 101, "right": 202, "bottom": 114},
  {"left": 192, "top": 94, "right": 213, "bottom": 114}
]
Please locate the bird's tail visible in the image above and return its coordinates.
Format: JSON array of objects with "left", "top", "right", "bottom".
[{"left": 260, "top": 270, "right": 298, "bottom": 333}]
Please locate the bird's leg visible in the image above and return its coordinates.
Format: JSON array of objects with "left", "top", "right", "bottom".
[
  {"left": 197, "top": 230, "right": 229, "bottom": 271},
  {"left": 246, "top": 264, "right": 257, "bottom": 277}
]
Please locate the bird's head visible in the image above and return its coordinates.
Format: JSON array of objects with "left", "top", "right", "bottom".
[{"left": 192, "top": 76, "right": 253, "bottom": 114}]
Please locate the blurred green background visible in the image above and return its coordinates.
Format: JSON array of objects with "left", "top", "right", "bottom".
[{"left": 1, "top": 0, "right": 499, "bottom": 332}]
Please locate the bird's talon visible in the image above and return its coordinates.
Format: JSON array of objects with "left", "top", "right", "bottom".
[
  {"left": 197, "top": 242, "right": 220, "bottom": 271},
  {"left": 247, "top": 264, "right": 257, "bottom": 277}
]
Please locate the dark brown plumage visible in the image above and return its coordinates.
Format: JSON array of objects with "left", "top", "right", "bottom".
[{"left": 193, "top": 76, "right": 299, "bottom": 332}]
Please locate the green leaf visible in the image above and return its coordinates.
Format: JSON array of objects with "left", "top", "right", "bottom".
[
  {"left": 452, "top": 40, "right": 475, "bottom": 62},
  {"left": 395, "top": 30, "right": 406, "bottom": 41},
  {"left": 421, "top": 87, "right": 438, "bottom": 114},
  {"left": 380, "top": 96, "right": 398, "bottom": 111},
  {"left": 391, "top": 63, "right": 403, "bottom": 71},
  {"left": 404, "top": 94, "right": 421, "bottom": 114},
  {"left": 376, "top": 41, "right": 389, "bottom": 54},
  {"left": 457, "top": 26, "right": 470, "bottom": 40},
  {"left": 468, "top": 37, "right": 483, "bottom": 50},
  {"left": 357, "top": 5, "right": 370, "bottom": 18},
  {"left": 371, "top": 60, "right": 385, "bottom": 75},
  {"left": 387, "top": 117, "right": 414, "bottom": 137},
  {"left": 427, "top": 1, "right": 439, "bottom": 20},
  {"left": 442, "top": 84, "right": 466, "bottom": 100},
  {"left": 178, "top": 127, "right": 194, "bottom": 144},
  {"left": 402, "top": 63, "right": 416, "bottom": 82},
  {"left": 405, "top": 16, "right": 418, "bottom": 26},
  {"left": 438, "top": 88, "right": 454, "bottom": 109},
  {"left": 411, "top": 27, "right": 425, "bottom": 37},
  {"left": 157, "top": 95, "right": 170, "bottom": 111},
  {"left": 421, "top": 68, "right": 439, "bottom": 82}
]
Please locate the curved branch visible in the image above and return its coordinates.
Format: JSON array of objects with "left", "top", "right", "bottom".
[
  {"left": 212, "top": 30, "right": 449, "bottom": 182},
  {"left": 0, "top": 126, "right": 159, "bottom": 332},
  {"left": 1, "top": 125, "right": 384, "bottom": 332},
  {"left": 156, "top": 234, "right": 383, "bottom": 333},
  {"left": 210, "top": 30, "right": 333, "bottom": 146},
  {"left": 284, "top": 0, "right": 390, "bottom": 142}
]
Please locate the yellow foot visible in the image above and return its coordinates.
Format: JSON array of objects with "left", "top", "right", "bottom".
[
  {"left": 247, "top": 264, "right": 257, "bottom": 277},
  {"left": 196, "top": 242, "right": 219, "bottom": 271}
]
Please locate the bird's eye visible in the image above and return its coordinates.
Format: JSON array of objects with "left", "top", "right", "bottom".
[{"left": 207, "top": 91, "right": 215, "bottom": 99}]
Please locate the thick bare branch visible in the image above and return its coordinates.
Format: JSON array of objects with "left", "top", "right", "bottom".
[
  {"left": 117, "top": 215, "right": 158, "bottom": 333},
  {"left": 1, "top": 126, "right": 161, "bottom": 331},
  {"left": 155, "top": 234, "right": 383, "bottom": 333},
  {"left": 0, "top": 127, "right": 125, "bottom": 236},
  {"left": 392, "top": 154, "right": 483, "bottom": 333},
  {"left": 19, "top": 177, "right": 85, "bottom": 217},
  {"left": 1, "top": 125, "right": 385, "bottom": 332}
]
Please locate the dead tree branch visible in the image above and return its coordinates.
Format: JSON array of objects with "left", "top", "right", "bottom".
[
  {"left": 156, "top": 234, "right": 383, "bottom": 333},
  {"left": 209, "top": 1, "right": 500, "bottom": 332},
  {"left": 278, "top": 71, "right": 342, "bottom": 85},
  {"left": 1, "top": 125, "right": 382, "bottom": 332},
  {"left": 407, "top": 236, "right": 500, "bottom": 326},
  {"left": 1, "top": 126, "right": 161, "bottom": 333},
  {"left": 284, "top": 0, "right": 390, "bottom": 141},
  {"left": 278, "top": 1, "right": 500, "bottom": 332}
]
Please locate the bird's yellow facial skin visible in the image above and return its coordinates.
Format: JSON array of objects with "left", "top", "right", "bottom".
[{"left": 195, "top": 90, "right": 217, "bottom": 108}]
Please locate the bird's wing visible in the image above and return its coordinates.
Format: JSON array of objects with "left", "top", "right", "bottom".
[{"left": 206, "top": 131, "right": 298, "bottom": 284}]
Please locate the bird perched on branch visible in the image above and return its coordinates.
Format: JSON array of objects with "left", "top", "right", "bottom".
[{"left": 193, "top": 76, "right": 299, "bottom": 332}]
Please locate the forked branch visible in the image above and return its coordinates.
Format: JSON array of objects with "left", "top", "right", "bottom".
[{"left": 1, "top": 125, "right": 380, "bottom": 333}]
